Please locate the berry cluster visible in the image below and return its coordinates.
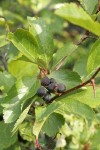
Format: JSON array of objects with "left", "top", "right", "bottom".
[{"left": 37, "top": 76, "right": 66, "bottom": 103}]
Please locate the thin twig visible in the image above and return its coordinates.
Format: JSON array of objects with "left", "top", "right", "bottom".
[
  {"left": 55, "top": 56, "right": 67, "bottom": 71},
  {"left": 49, "top": 67, "right": 100, "bottom": 103},
  {"left": 76, "top": 30, "right": 89, "bottom": 45}
]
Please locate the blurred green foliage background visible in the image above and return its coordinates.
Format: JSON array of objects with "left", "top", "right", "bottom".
[{"left": 0, "top": 1, "right": 100, "bottom": 150}]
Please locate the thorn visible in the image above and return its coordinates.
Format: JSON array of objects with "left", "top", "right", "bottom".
[{"left": 91, "top": 79, "right": 96, "bottom": 97}]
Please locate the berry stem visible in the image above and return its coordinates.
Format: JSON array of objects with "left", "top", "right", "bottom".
[
  {"left": 38, "top": 67, "right": 49, "bottom": 78},
  {"left": 49, "top": 67, "right": 100, "bottom": 103}
]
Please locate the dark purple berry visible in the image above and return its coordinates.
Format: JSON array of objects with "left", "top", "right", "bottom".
[
  {"left": 56, "top": 84, "right": 66, "bottom": 93},
  {"left": 43, "top": 93, "right": 51, "bottom": 102},
  {"left": 41, "top": 76, "right": 50, "bottom": 86},
  {"left": 50, "top": 78, "right": 56, "bottom": 83},
  {"left": 48, "top": 83, "right": 57, "bottom": 92},
  {"left": 37, "top": 87, "right": 47, "bottom": 97}
]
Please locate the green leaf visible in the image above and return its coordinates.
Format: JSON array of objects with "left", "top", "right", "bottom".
[
  {"left": 51, "top": 42, "right": 77, "bottom": 70},
  {"left": 4, "top": 143, "right": 21, "bottom": 150},
  {"left": 33, "top": 102, "right": 64, "bottom": 138},
  {"left": 73, "top": 55, "right": 88, "bottom": 79},
  {"left": 55, "top": 99, "right": 95, "bottom": 126},
  {"left": 0, "top": 35, "right": 9, "bottom": 47},
  {"left": 3, "top": 102, "right": 21, "bottom": 124},
  {"left": 57, "top": 87, "right": 100, "bottom": 108},
  {"left": 7, "top": 43, "right": 19, "bottom": 61},
  {"left": 35, "top": 102, "right": 63, "bottom": 121},
  {"left": 33, "top": 99, "right": 94, "bottom": 138},
  {"left": 90, "top": 129, "right": 100, "bottom": 149},
  {"left": 0, "top": 121, "right": 17, "bottom": 150},
  {"left": 2, "top": 76, "right": 39, "bottom": 107},
  {"left": 87, "top": 38, "right": 100, "bottom": 74},
  {"left": 12, "top": 104, "right": 31, "bottom": 133},
  {"left": 0, "top": 71, "right": 15, "bottom": 93},
  {"left": 8, "top": 29, "right": 40, "bottom": 64},
  {"left": 49, "top": 69, "right": 81, "bottom": 89},
  {"left": 78, "top": 0, "right": 98, "bottom": 15},
  {"left": 33, "top": 119, "right": 46, "bottom": 139},
  {"left": 2, "top": 76, "right": 39, "bottom": 123},
  {"left": 19, "top": 121, "right": 35, "bottom": 142},
  {"left": 55, "top": 3, "right": 100, "bottom": 36},
  {"left": 42, "top": 113, "right": 65, "bottom": 137},
  {"left": 28, "top": 17, "right": 54, "bottom": 66},
  {"left": 8, "top": 59, "right": 39, "bottom": 79}
]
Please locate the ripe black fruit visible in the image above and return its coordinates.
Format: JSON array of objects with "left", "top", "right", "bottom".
[
  {"left": 48, "top": 83, "right": 57, "bottom": 92},
  {"left": 41, "top": 76, "right": 50, "bottom": 86},
  {"left": 37, "top": 87, "right": 47, "bottom": 97},
  {"left": 43, "top": 93, "right": 51, "bottom": 102},
  {"left": 50, "top": 78, "right": 56, "bottom": 83},
  {"left": 56, "top": 84, "right": 66, "bottom": 93}
]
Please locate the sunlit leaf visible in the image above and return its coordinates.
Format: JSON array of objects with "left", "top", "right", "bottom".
[
  {"left": 55, "top": 3, "right": 100, "bottom": 36},
  {"left": 28, "top": 17, "right": 54, "bottom": 67},
  {"left": 8, "top": 29, "right": 40, "bottom": 64},
  {"left": 8, "top": 59, "right": 39, "bottom": 79}
]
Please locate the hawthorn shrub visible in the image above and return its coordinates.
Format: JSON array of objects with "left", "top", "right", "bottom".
[{"left": 0, "top": 0, "right": 100, "bottom": 150}]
